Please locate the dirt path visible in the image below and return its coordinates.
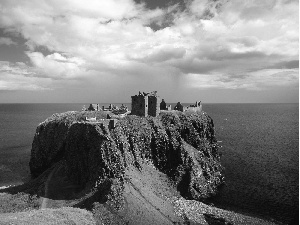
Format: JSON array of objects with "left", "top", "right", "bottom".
[
  {"left": 126, "top": 179, "right": 175, "bottom": 224},
  {"left": 40, "top": 165, "right": 62, "bottom": 209}
]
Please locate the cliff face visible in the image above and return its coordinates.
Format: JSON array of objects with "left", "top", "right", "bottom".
[{"left": 29, "top": 110, "right": 223, "bottom": 200}]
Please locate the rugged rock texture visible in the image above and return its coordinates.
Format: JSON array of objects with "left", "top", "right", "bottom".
[
  {"left": 30, "top": 110, "right": 223, "bottom": 201},
  {"left": 29, "top": 111, "right": 109, "bottom": 177},
  {"left": 3, "top": 110, "right": 281, "bottom": 225}
]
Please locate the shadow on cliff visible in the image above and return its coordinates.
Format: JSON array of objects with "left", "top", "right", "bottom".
[
  {"left": 0, "top": 110, "right": 226, "bottom": 224},
  {"left": 0, "top": 110, "right": 281, "bottom": 225},
  {"left": 0, "top": 162, "right": 190, "bottom": 224}
]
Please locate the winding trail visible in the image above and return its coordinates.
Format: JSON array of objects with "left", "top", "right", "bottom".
[
  {"left": 40, "top": 165, "right": 61, "bottom": 209},
  {"left": 126, "top": 179, "right": 175, "bottom": 224}
]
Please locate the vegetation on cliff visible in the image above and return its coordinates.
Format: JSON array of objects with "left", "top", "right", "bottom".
[
  {"left": 29, "top": 110, "right": 223, "bottom": 200},
  {"left": 0, "top": 110, "right": 281, "bottom": 224}
]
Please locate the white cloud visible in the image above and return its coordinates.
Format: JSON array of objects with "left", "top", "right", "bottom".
[
  {"left": 25, "top": 52, "right": 88, "bottom": 79},
  {"left": 0, "top": 0, "right": 298, "bottom": 94},
  {"left": 186, "top": 68, "right": 299, "bottom": 90},
  {"left": 0, "top": 61, "right": 52, "bottom": 90}
]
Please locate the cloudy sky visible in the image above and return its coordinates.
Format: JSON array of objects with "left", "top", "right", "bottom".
[{"left": 0, "top": 0, "right": 298, "bottom": 103}]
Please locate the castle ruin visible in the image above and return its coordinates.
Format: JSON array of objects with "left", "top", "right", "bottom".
[
  {"left": 86, "top": 91, "right": 202, "bottom": 118},
  {"left": 173, "top": 101, "right": 202, "bottom": 112},
  {"left": 160, "top": 99, "right": 167, "bottom": 110},
  {"left": 87, "top": 104, "right": 100, "bottom": 111},
  {"left": 131, "top": 91, "right": 160, "bottom": 117},
  {"left": 174, "top": 102, "right": 184, "bottom": 111}
]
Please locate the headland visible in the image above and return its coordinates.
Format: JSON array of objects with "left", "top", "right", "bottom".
[{"left": 0, "top": 92, "right": 283, "bottom": 225}]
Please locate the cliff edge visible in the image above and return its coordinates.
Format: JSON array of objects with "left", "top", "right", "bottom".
[
  {"left": 30, "top": 110, "right": 223, "bottom": 200},
  {"left": 0, "top": 110, "right": 281, "bottom": 225}
]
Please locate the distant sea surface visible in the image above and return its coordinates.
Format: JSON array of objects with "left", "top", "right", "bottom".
[{"left": 0, "top": 103, "right": 298, "bottom": 223}]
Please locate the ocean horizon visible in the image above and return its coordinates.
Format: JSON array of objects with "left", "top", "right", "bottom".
[{"left": 0, "top": 103, "right": 298, "bottom": 223}]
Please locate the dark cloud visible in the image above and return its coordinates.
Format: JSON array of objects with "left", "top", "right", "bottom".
[
  {"left": 0, "top": 44, "right": 29, "bottom": 63},
  {"left": 171, "top": 58, "right": 228, "bottom": 74},
  {"left": 227, "top": 36, "right": 259, "bottom": 47},
  {"left": 146, "top": 2, "right": 184, "bottom": 31},
  {"left": 139, "top": 47, "right": 186, "bottom": 63},
  {"left": 269, "top": 60, "right": 299, "bottom": 69},
  {"left": 199, "top": 50, "right": 267, "bottom": 61},
  {"left": 216, "top": 73, "right": 250, "bottom": 83},
  {"left": 0, "top": 29, "right": 29, "bottom": 63},
  {"left": 134, "top": 0, "right": 186, "bottom": 10}
]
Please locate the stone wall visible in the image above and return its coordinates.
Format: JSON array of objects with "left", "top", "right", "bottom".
[
  {"left": 131, "top": 95, "right": 148, "bottom": 117},
  {"left": 174, "top": 102, "right": 184, "bottom": 112},
  {"left": 174, "top": 101, "right": 203, "bottom": 113},
  {"left": 160, "top": 99, "right": 167, "bottom": 110},
  {"left": 148, "top": 95, "right": 160, "bottom": 117},
  {"left": 131, "top": 91, "right": 160, "bottom": 117}
]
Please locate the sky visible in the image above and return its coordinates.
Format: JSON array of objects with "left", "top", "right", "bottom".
[{"left": 0, "top": 0, "right": 298, "bottom": 103}]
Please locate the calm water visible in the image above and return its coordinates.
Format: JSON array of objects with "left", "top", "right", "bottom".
[
  {"left": 0, "top": 103, "right": 298, "bottom": 223},
  {"left": 204, "top": 103, "right": 299, "bottom": 223}
]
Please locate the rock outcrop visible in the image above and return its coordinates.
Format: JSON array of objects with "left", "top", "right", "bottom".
[
  {"left": 1, "top": 110, "right": 282, "bottom": 225},
  {"left": 29, "top": 110, "right": 223, "bottom": 201}
]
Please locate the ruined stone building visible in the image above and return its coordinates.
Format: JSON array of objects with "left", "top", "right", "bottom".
[
  {"left": 190, "top": 101, "right": 202, "bottom": 112},
  {"left": 174, "top": 102, "right": 184, "bottom": 112},
  {"left": 173, "top": 101, "right": 202, "bottom": 112},
  {"left": 160, "top": 99, "right": 172, "bottom": 111},
  {"left": 132, "top": 91, "right": 202, "bottom": 116},
  {"left": 160, "top": 99, "right": 167, "bottom": 110},
  {"left": 87, "top": 104, "right": 100, "bottom": 111},
  {"left": 131, "top": 91, "right": 160, "bottom": 117}
]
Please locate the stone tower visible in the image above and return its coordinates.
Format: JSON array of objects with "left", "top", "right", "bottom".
[
  {"left": 160, "top": 99, "right": 167, "bottom": 110},
  {"left": 174, "top": 102, "right": 184, "bottom": 112},
  {"left": 131, "top": 93, "right": 148, "bottom": 117},
  {"left": 131, "top": 91, "right": 160, "bottom": 117}
]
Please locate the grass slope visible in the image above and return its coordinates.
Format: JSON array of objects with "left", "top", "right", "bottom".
[
  {"left": 0, "top": 207, "right": 96, "bottom": 225},
  {"left": 0, "top": 161, "right": 282, "bottom": 225},
  {"left": 0, "top": 111, "right": 286, "bottom": 224}
]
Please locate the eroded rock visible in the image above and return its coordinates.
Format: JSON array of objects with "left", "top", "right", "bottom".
[{"left": 29, "top": 110, "right": 224, "bottom": 200}]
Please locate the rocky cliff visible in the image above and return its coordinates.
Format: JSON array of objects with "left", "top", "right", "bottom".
[
  {"left": 29, "top": 110, "right": 223, "bottom": 201},
  {"left": 1, "top": 110, "right": 281, "bottom": 225}
]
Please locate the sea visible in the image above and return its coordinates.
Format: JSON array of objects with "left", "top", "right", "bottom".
[{"left": 0, "top": 103, "right": 298, "bottom": 223}]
